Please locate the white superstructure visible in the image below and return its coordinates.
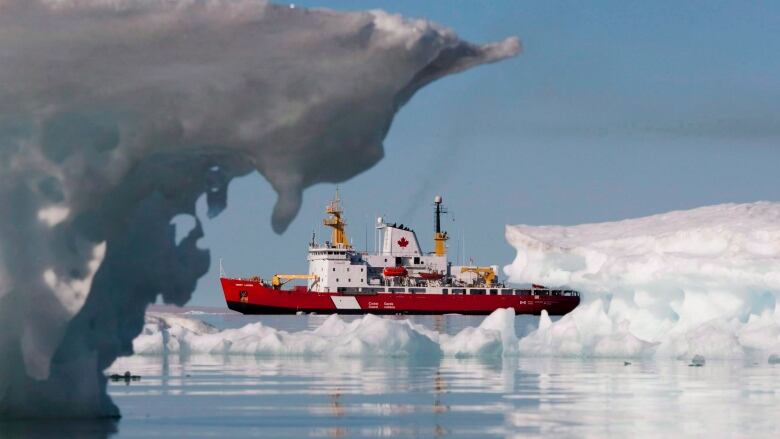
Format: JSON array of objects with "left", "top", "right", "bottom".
[{"left": 304, "top": 192, "right": 498, "bottom": 293}]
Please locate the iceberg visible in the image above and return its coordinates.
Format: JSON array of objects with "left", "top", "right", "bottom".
[
  {"left": 0, "top": 0, "right": 519, "bottom": 418},
  {"left": 506, "top": 202, "right": 780, "bottom": 360}
]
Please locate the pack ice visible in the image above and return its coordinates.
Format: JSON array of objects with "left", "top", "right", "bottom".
[
  {"left": 506, "top": 202, "right": 780, "bottom": 361},
  {"left": 134, "top": 309, "right": 519, "bottom": 359}
]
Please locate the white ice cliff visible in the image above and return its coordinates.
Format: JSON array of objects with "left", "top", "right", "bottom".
[
  {"left": 0, "top": 0, "right": 519, "bottom": 418},
  {"left": 507, "top": 202, "right": 780, "bottom": 361}
]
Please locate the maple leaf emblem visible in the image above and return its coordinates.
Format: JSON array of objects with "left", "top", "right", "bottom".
[{"left": 397, "top": 237, "right": 409, "bottom": 248}]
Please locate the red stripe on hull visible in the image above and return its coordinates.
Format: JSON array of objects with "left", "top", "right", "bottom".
[{"left": 221, "top": 278, "right": 579, "bottom": 316}]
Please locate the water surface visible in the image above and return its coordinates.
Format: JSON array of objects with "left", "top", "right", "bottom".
[{"left": 7, "top": 313, "right": 780, "bottom": 438}]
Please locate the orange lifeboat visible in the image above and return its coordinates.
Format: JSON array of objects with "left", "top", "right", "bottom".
[{"left": 383, "top": 266, "right": 408, "bottom": 277}]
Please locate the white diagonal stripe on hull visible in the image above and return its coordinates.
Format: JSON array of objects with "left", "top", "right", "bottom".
[{"left": 331, "top": 296, "right": 361, "bottom": 310}]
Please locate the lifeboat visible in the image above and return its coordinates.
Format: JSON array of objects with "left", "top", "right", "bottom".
[
  {"left": 383, "top": 266, "right": 408, "bottom": 277},
  {"left": 418, "top": 271, "right": 444, "bottom": 280}
]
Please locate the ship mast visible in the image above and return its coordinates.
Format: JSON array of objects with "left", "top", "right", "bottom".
[
  {"left": 323, "top": 187, "right": 350, "bottom": 248},
  {"left": 433, "top": 195, "right": 448, "bottom": 256}
]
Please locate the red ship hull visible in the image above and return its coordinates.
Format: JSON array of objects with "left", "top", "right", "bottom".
[{"left": 221, "top": 278, "right": 580, "bottom": 316}]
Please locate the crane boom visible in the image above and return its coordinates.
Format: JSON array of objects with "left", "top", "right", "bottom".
[
  {"left": 272, "top": 274, "right": 319, "bottom": 288},
  {"left": 459, "top": 266, "right": 497, "bottom": 286}
]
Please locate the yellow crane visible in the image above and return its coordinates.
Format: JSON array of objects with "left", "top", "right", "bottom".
[
  {"left": 459, "top": 267, "right": 497, "bottom": 286},
  {"left": 271, "top": 274, "right": 319, "bottom": 288}
]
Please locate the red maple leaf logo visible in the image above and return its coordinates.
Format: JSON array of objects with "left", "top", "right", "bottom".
[{"left": 397, "top": 237, "right": 409, "bottom": 248}]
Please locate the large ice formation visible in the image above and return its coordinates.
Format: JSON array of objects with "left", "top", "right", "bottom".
[
  {"left": 507, "top": 202, "right": 780, "bottom": 361},
  {"left": 132, "top": 310, "right": 518, "bottom": 360},
  {"left": 0, "top": 0, "right": 519, "bottom": 418}
]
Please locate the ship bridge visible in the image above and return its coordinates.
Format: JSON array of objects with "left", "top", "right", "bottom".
[{"left": 306, "top": 191, "right": 499, "bottom": 292}]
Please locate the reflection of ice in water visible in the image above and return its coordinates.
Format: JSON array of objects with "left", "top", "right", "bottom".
[
  {"left": 102, "top": 353, "right": 780, "bottom": 438},
  {"left": 93, "top": 310, "right": 780, "bottom": 437},
  {"left": 11, "top": 312, "right": 773, "bottom": 438}
]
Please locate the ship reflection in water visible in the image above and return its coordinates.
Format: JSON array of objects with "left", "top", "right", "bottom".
[{"left": 5, "top": 313, "right": 780, "bottom": 438}]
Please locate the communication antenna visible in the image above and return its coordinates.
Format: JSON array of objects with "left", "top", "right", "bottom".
[{"left": 375, "top": 215, "right": 385, "bottom": 253}]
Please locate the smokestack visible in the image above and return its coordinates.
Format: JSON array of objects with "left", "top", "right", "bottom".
[{"left": 433, "top": 195, "right": 448, "bottom": 256}]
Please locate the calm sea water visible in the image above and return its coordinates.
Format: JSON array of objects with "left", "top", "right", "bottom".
[{"left": 6, "top": 313, "right": 780, "bottom": 438}]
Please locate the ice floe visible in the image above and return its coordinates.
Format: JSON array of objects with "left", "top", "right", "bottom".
[{"left": 134, "top": 310, "right": 523, "bottom": 359}]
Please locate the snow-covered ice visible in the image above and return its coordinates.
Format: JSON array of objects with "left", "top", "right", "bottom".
[
  {"left": 133, "top": 310, "right": 520, "bottom": 359},
  {"left": 506, "top": 202, "right": 780, "bottom": 361}
]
